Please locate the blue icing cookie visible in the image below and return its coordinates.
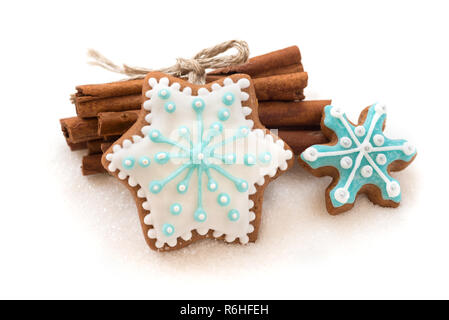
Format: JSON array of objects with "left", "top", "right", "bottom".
[{"left": 300, "top": 103, "right": 417, "bottom": 213}]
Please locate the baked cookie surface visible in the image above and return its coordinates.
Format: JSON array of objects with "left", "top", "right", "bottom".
[
  {"left": 300, "top": 103, "right": 417, "bottom": 214},
  {"left": 102, "top": 72, "right": 293, "bottom": 251}
]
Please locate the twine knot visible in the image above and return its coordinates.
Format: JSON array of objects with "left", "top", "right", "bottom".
[
  {"left": 87, "top": 40, "right": 249, "bottom": 85},
  {"left": 175, "top": 57, "right": 206, "bottom": 84}
]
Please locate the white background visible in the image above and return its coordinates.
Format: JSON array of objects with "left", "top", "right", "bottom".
[{"left": 0, "top": 0, "right": 448, "bottom": 299}]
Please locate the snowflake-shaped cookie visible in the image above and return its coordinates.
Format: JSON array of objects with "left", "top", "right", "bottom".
[
  {"left": 102, "top": 72, "right": 293, "bottom": 251},
  {"left": 299, "top": 103, "right": 417, "bottom": 214}
]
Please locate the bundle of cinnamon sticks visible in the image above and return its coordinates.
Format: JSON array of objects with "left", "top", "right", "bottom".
[{"left": 60, "top": 46, "right": 330, "bottom": 175}]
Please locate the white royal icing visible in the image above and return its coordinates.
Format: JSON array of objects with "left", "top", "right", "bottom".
[{"left": 106, "top": 76, "right": 292, "bottom": 249}]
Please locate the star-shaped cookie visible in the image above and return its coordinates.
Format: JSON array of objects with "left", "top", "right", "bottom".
[
  {"left": 299, "top": 103, "right": 417, "bottom": 214},
  {"left": 102, "top": 72, "right": 293, "bottom": 251}
]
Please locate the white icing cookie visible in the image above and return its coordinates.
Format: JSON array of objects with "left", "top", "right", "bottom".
[{"left": 103, "top": 72, "right": 293, "bottom": 251}]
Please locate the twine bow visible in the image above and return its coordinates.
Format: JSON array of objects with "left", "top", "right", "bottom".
[{"left": 87, "top": 40, "right": 250, "bottom": 85}]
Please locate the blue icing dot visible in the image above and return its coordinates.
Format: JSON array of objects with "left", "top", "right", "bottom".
[
  {"left": 138, "top": 156, "right": 151, "bottom": 168},
  {"left": 217, "top": 193, "right": 230, "bottom": 206},
  {"left": 194, "top": 208, "right": 207, "bottom": 222},
  {"left": 210, "top": 121, "right": 223, "bottom": 133},
  {"left": 170, "top": 203, "right": 182, "bottom": 215},
  {"left": 154, "top": 152, "right": 169, "bottom": 164},
  {"left": 207, "top": 179, "right": 218, "bottom": 192},
  {"left": 259, "top": 152, "right": 272, "bottom": 164},
  {"left": 149, "top": 181, "right": 163, "bottom": 194},
  {"left": 158, "top": 88, "right": 170, "bottom": 100},
  {"left": 164, "top": 101, "right": 176, "bottom": 113},
  {"left": 223, "top": 153, "right": 236, "bottom": 165},
  {"left": 228, "top": 209, "right": 240, "bottom": 222},
  {"left": 178, "top": 126, "right": 190, "bottom": 137},
  {"left": 236, "top": 126, "right": 250, "bottom": 138},
  {"left": 122, "top": 157, "right": 135, "bottom": 169},
  {"left": 177, "top": 181, "right": 188, "bottom": 194},
  {"left": 162, "top": 223, "right": 175, "bottom": 236},
  {"left": 149, "top": 129, "right": 162, "bottom": 142},
  {"left": 235, "top": 179, "right": 249, "bottom": 192},
  {"left": 218, "top": 108, "right": 230, "bottom": 121},
  {"left": 244, "top": 154, "right": 256, "bottom": 166},
  {"left": 192, "top": 98, "right": 205, "bottom": 112},
  {"left": 222, "top": 92, "right": 235, "bottom": 106}
]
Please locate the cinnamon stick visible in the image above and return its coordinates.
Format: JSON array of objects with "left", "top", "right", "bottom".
[
  {"left": 86, "top": 139, "right": 104, "bottom": 155},
  {"left": 74, "top": 72, "right": 307, "bottom": 118},
  {"left": 101, "top": 142, "right": 114, "bottom": 153},
  {"left": 87, "top": 137, "right": 120, "bottom": 155},
  {"left": 259, "top": 100, "right": 330, "bottom": 128},
  {"left": 95, "top": 99, "right": 325, "bottom": 141},
  {"left": 65, "top": 138, "right": 87, "bottom": 151},
  {"left": 73, "top": 79, "right": 143, "bottom": 102},
  {"left": 276, "top": 129, "right": 328, "bottom": 154},
  {"left": 60, "top": 117, "right": 99, "bottom": 143},
  {"left": 209, "top": 46, "right": 304, "bottom": 77},
  {"left": 75, "top": 94, "right": 142, "bottom": 118},
  {"left": 73, "top": 46, "right": 303, "bottom": 102},
  {"left": 97, "top": 110, "right": 140, "bottom": 137},
  {"left": 82, "top": 154, "right": 107, "bottom": 176},
  {"left": 253, "top": 72, "right": 307, "bottom": 101}
]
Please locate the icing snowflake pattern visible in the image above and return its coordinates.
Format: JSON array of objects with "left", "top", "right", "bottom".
[
  {"left": 105, "top": 76, "right": 292, "bottom": 249},
  {"left": 301, "top": 104, "right": 416, "bottom": 208}
]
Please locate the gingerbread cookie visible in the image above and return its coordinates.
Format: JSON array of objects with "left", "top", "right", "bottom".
[
  {"left": 102, "top": 72, "right": 294, "bottom": 251},
  {"left": 299, "top": 103, "right": 417, "bottom": 214}
]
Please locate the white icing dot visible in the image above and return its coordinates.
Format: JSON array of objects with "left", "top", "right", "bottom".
[
  {"left": 241, "top": 182, "right": 247, "bottom": 188},
  {"left": 340, "top": 156, "right": 353, "bottom": 169},
  {"left": 198, "top": 214, "right": 205, "bottom": 220},
  {"left": 303, "top": 147, "right": 318, "bottom": 162},
  {"left": 167, "top": 104, "right": 173, "bottom": 110},
  {"left": 361, "top": 142, "right": 373, "bottom": 153},
  {"left": 403, "top": 142, "right": 416, "bottom": 156},
  {"left": 330, "top": 106, "right": 343, "bottom": 118},
  {"left": 143, "top": 214, "right": 152, "bottom": 225},
  {"left": 195, "top": 101, "right": 202, "bottom": 107},
  {"left": 147, "top": 229, "right": 156, "bottom": 239},
  {"left": 198, "top": 153, "right": 204, "bottom": 160},
  {"left": 232, "top": 213, "right": 238, "bottom": 219},
  {"left": 178, "top": 185, "right": 186, "bottom": 192},
  {"left": 210, "top": 183, "right": 216, "bottom": 189},
  {"left": 373, "top": 134, "right": 385, "bottom": 146},
  {"left": 153, "top": 185, "right": 159, "bottom": 191},
  {"left": 142, "top": 159, "right": 149, "bottom": 165},
  {"left": 226, "top": 95, "right": 233, "bottom": 101},
  {"left": 173, "top": 206, "right": 180, "bottom": 212},
  {"left": 124, "top": 160, "right": 132, "bottom": 166},
  {"left": 180, "top": 128, "right": 187, "bottom": 134},
  {"left": 340, "top": 137, "right": 352, "bottom": 148},
  {"left": 160, "top": 90, "right": 167, "bottom": 96},
  {"left": 361, "top": 165, "right": 373, "bottom": 178},
  {"left": 387, "top": 181, "right": 401, "bottom": 197},
  {"left": 152, "top": 132, "right": 159, "bottom": 138},
  {"left": 335, "top": 188, "right": 349, "bottom": 204},
  {"left": 375, "top": 103, "right": 387, "bottom": 114},
  {"left": 355, "top": 126, "right": 366, "bottom": 137},
  {"left": 157, "top": 153, "right": 166, "bottom": 159},
  {"left": 376, "top": 153, "right": 387, "bottom": 165},
  {"left": 264, "top": 154, "right": 270, "bottom": 161},
  {"left": 220, "top": 196, "right": 227, "bottom": 203}
]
